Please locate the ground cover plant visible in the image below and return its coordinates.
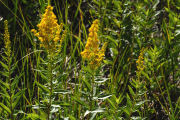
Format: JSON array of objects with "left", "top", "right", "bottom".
[{"left": 0, "top": 0, "right": 179, "bottom": 120}]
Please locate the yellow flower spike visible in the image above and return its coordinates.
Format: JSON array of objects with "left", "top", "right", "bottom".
[
  {"left": 35, "top": 33, "right": 39, "bottom": 37},
  {"left": 31, "top": 29, "right": 37, "bottom": 34},
  {"left": 93, "top": 19, "right": 99, "bottom": 24},
  {"left": 4, "top": 20, "right": 11, "bottom": 56},
  {"left": 136, "top": 48, "right": 145, "bottom": 72},
  {"left": 39, "top": 37, "right": 43, "bottom": 42},
  {"left": 81, "top": 19, "right": 107, "bottom": 69},
  {"left": 89, "top": 32, "right": 93, "bottom": 37},
  {"left": 31, "top": 5, "right": 65, "bottom": 52}
]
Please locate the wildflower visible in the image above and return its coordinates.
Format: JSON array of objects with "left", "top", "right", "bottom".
[
  {"left": 31, "top": 5, "right": 64, "bottom": 52},
  {"left": 4, "top": 20, "right": 11, "bottom": 56},
  {"left": 81, "top": 19, "right": 107, "bottom": 69},
  {"left": 89, "top": 42, "right": 108, "bottom": 68},
  {"left": 136, "top": 48, "right": 145, "bottom": 71}
]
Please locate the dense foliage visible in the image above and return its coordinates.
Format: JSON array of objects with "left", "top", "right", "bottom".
[{"left": 0, "top": 0, "right": 179, "bottom": 120}]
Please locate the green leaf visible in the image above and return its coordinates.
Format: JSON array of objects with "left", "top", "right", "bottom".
[
  {"left": 84, "top": 108, "right": 105, "bottom": 118},
  {"left": 32, "top": 104, "right": 46, "bottom": 109},
  {"left": 14, "top": 110, "right": 24, "bottom": 115},
  {"left": 11, "top": 73, "right": 23, "bottom": 89},
  {"left": 0, "top": 61, "right": 9, "bottom": 71},
  {"left": 0, "top": 79, "right": 10, "bottom": 89},
  {"left": 106, "top": 36, "right": 118, "bottom": 47},
  {"left": 113, "top": 18, "right": 121, "bottom": 28},
  {"left": 26, "top": 113, "right": 46, "bottom": 120},
  {"left": 0, "top": 93, "right": 10, "bottom": 100},
  {"left": 10, "top": 62, "right": 18, "bottom": 74},
  {"left": 93, "top": 94, "right": 112, "bottom": 100},
  {"left": 135, "top": 100, "right": 149, "bottom": 107},
  {"left": 39, "top": 72, "right": 49, "bottom": 82},
  {"left": 175, "top": 29, "right": 180, "bottom": 36},
  {"left": 22, "top": 0, "right": 27, "bottom": 4},
  {"left": 73, "top": 97, "right": 89, "bottom": 109},
  {"left": 128, "top": 86, "right": 135, "bottom": 97},
  {"left": 0, "top": 103, "right": 11, "bottom": 114},
  {"left": 51, "top": 104, "right": 60, "bottom": 113},
  {"left": 82, "top": 66, "right": 93, "bottom": 75},
  {"left": 131, "top": 116, "right": 144, "bottom": 120},
  {"left": 121, "top": 106, "right": 130, "bottom": 116},
  {"left": 12, "top": 89, "right": 26, "bottom": 109},
  {"left": 82, "top": 78, "right": 91, "bottom": 91},
  {"left": 1, "top": 55, "right": 8, "bottom": 62},
  {"left": 69, "top": 115, "right": 76, "bottom": 120},
  {"left": 94, "top": 77, "right": 109, "bottom": 84},
  {"left": 141, "top": 71, "right": 150, "bottom": 80},
  {"left": 36, "top": 81, "right": 50, "bottom": 93},
  {"left": 93, "top": 0, "right": 100, "bottom": 6},
  {"left": 0, "top": 86, "right": 9, "bottom": 99},
  {"left": 110, "top": 48, "right": 118, "bottom": 56},
  {"left": 90, "top": 108, "right": 105, "bottom": 120},
  {"left": 59, "top": 102, "right": 71, "bottom": 107},
  {"left": 107, "top": 99, "right": 117, "bottom": 109},
  {"left": 126, "top": 94, "right": 132, "bottom": 107},
  {"left": 103, "top": 59, "right": 113, "bottom": 65},
  {"left": 0, "top": 71, "right": 9, "bottom": 77},
  {"left": 54, "top": 89, "right": 72, "bottom": 94}
]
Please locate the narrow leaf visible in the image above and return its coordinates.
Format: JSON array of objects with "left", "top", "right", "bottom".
[
  {"left": 0, "top": 61, "right": 9, "bottom": 71},
  {"left": 107, "top": 99, "right": 117, "bottom": 109},
  {"left": 0, "top": 71, "right": 9, "bottom": 77},
  {"left": 68, "top": 115, "right": 76, "bottom": 120},
  {"left": 82, "top": 79, "right": 91, "bottom": 91},
  {"left": 128, "top": 86, "right": 135, "bottom": 97},
  {"left": 26, "top": 113, "right": 45, "bottom": 120},
  {"left": 36, "top": 81, "right": 50, "bottom": 93},
  {"left": 1, "top": 55, "right": 8, "bottom": 62},
  {"left": 73, "top": 97, "right": 89, "bottom": 109},
  {"left": 0, "top": 93, "right": 10, "bottom": 100},
  {"left": 135, "top": 100, "right": 149, "bottom": 106},
  {"left": 12, "top": 89, "right": 26, "bottom": 109},
  {"left": 11, "top": 73, "right": 23, "bottom": 89},
  {"left": 0, "top": 103, "right": 11, "bottom": 114},
  {"left": 0, "top": 79, "right": 10, "bottom": 89},
  {"left": 93, "top": 94, "right": 112, "bottom": 100},
  {"left": 54, "top": 89, "right": 71, "bottom": 94}
]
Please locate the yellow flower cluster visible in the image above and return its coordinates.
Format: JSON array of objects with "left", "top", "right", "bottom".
[
  {"left": 136, "top": 48, "right": 145, "bottom": 71},
  {"left": 81, "top": 19, "right": 107, "bottom": 69},
  {"left": 4, "top": 20, "right": 11, "bottom": 56},
  {"left": 31, "top": 5, "right": 65, "bottom": 52}
]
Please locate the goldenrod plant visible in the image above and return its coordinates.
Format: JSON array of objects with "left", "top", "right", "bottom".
[
  {"left": 0, "top": 20, "right": 24, "bottom": 120},
  {"left": 81, "top": 19, "right": 107, "bottom": 70},
  {"left": 136, "top": 48, "right": 145, "bottom": 72},
  {"left": 31, "top": 5, "right": 66, "bottom": 120},
  {"left": 80, "top": 19, "right": 109, "bottom": 119},
  {"left": 31, "top": 5, "right": 64, "bottom": 53},
  {"left": 136, "top": 48, "right": 146, "bottom": 80}
]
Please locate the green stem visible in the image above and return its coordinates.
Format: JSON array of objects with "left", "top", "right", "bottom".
[
  {"left": 90, "top": 71, "right": 95, "bottom": 111},
  {"left": 8, "top": 55, "right": 13, "bottom": 120},
  {"left": 47, "top": 53, "right": 53, "bottom": 120},
  {"left": 48, "top": 0, "right": 51, "bottom": 5}
]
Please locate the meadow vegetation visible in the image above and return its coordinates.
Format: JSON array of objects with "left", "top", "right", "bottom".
[{"left": 0, "top": 0, "right": 179, "bottom": 120}]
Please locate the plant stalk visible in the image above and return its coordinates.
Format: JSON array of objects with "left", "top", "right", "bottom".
[{"left": 47, "top": 53, "right": 53, "bottom": 120}]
